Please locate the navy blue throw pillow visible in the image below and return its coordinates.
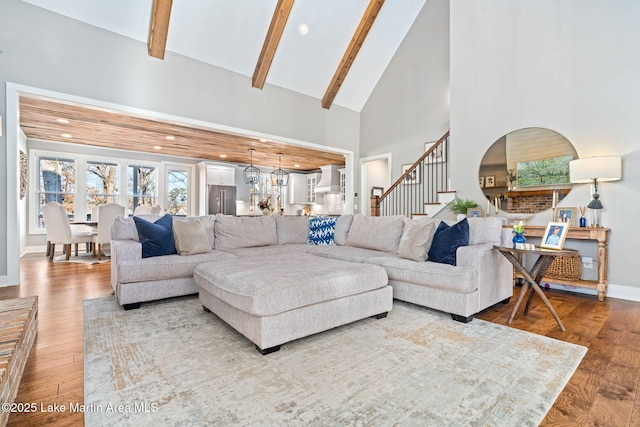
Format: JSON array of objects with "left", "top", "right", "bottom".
[
  {"left": 133, "top": 214, "right": 177, "bottom": 258},
  {"left": 427, "top": 218, "right": 470, "bottom": 266}
]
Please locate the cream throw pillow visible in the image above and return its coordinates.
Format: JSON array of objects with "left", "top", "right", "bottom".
[
  {"left": 346, "top": 214, "right": 406, "bottom": 252},
  {"left": 173, "top": 219, "right": 212, "bottom": 256},
  {"left": 397, "top": 219, "right": 438, "bottom": 262}
]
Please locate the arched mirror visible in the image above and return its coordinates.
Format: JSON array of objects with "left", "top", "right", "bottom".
[{"left": 479, "top": 128, "right": 578, "bottom": 214}]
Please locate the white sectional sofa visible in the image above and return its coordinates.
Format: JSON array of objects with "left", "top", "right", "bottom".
[{"left": 110, "top": 213, "right": 512, "bottom": 325}]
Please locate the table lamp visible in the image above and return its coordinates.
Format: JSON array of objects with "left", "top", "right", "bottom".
[{"left": 569, "top": 156, "right": 622, "bottom": 227}]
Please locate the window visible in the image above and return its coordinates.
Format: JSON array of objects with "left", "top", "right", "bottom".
[
  {"left": 37, "top": 157, "right": 76, "bottom": 228},
  {"left": 30, "top": 148, "right": 194, "bottom": 234},
  {"left": 86, "top": 161, "right": 119, "bottom": 219},
  {"left": 128, "top": 165, "right": 157, "bottom": 213},
  {"left": 166, "top": 167, "right": 189, "bottom": 215}
]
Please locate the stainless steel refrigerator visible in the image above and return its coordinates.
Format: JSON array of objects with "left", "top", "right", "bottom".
[{"left": 208, "top": 185, "right": 236, "bottom": 215}]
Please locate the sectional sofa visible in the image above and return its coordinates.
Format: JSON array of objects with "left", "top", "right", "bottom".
[{"left": 110, "top": 213, "right": 512, "bottom": 327}]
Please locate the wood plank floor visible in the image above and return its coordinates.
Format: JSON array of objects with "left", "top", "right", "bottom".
[{"left": 1, "top": 254, "right": 639, "bottom": 426}]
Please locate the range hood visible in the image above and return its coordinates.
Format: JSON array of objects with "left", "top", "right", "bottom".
[{"left": 314, "top": 165, "right": 341, "bottom": 193}]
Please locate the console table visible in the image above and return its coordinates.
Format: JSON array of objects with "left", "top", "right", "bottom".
[{"left": 503, "top": 225, "right": 610, "bottom": 301}]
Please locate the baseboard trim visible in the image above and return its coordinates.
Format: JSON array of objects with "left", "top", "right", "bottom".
[
  {"left": 543, "top": 281, "right": 640, "bottom": 302},
  {"left": 24, "top": 245, "right": 47, "bottom": 254},
  {"left": 0, "top": 275, "right": 14, "bottom": 287}
]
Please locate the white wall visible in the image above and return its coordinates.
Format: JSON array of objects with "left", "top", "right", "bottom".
[
  {"left": 449, "top": 0, "right": 640, "bottom": 295},
  {"left": 0, "top": 0, "right": 360, "bottom": 284},
  {"left": 360, "top": 0, "right": 450, "bottom": 181}
]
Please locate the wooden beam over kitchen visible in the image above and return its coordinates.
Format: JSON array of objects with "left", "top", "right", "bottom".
[
  {"left": 322, "top": 0, "right": 385, "bottom": 109},
  {"left": 148, "top": 0, "right": 173, "bottom": 59},
  {"left": 252, "top": 0, "right": 295, "bottom": 89}
]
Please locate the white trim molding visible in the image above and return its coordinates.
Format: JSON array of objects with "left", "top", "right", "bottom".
[{"left": 544, "top": 282, "right": 640, "bottom": 303}]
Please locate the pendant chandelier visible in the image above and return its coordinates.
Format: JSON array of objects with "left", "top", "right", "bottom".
[
  {"left": 270, "top": 153, "right": 289, "bottom": 186},
  {"left": 243, "top": 148, "right": 260, "bottom": 185}
]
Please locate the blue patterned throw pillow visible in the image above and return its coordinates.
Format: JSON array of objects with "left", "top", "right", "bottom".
[{"left": 307, "top": 217, "right": 337, "bottom": 245}]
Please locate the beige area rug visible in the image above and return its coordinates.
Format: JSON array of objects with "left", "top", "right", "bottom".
[{"left": 84, "top": 296, "right": 586, "bottom": 426}]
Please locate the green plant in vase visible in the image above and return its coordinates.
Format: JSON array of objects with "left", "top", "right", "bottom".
[
  {"left": 447, "top": 197, "right": 479, "bottom": 217},
  {"left": 512, "top": 221, "right": 526, "bottom": 248}
]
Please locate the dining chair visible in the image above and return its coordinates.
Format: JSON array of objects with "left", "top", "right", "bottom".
[
  {"left": 133, "top": 205, "right": 152, "bottom": 216},
  {"left": 41, "top": 202, "right": 95, "bottom": 261},
  {"left": 150, "top": 204, "right": 164, "bottom": 215},
  {"left": 91, "top": 205, "right": 100, "bottom": 222},
  {"left": 93, "top": 203, "right": 126, "bottom": 260}
]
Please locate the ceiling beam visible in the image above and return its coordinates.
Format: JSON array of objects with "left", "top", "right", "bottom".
[
  {"left": 148, "top": 0, "right": 173, "bottom": 59},
  {"left": 252, "top": 0, "right": 295, "bottom": 89},
  {"left": 322, "top": 0, "right": 385, "bottom": 109}
]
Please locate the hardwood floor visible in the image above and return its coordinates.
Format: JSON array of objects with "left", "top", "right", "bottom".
[
  {"left": 1, "top": 254, "right": 639, "bottom": 426},
  {"left": 1, "top": 254, "right": 113, "bottom": 426}
]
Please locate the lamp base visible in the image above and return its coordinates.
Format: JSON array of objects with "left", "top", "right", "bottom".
[{"left": 589, "top": 208, "right": 601, "bottom": 228}]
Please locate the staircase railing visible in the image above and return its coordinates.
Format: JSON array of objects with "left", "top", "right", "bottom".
[{"left": 371, "top": 130, "right": 450, "bottom": 218}]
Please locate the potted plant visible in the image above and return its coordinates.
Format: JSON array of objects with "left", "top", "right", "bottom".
[{"left": 447, "top": 197, "right": 479, "bottom": 219}]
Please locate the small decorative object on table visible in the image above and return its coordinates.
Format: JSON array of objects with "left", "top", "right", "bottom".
[
  {"left": 512, "top": 221, "right": 526, "bottom": 249},
  {"left": 555, "top": 207, "right": 577, "bottom": 226},
  {"left": 579, "top": 206, "right": 587, "bottom": 227},
  {"left": 540, "top": 221, "right": 570, "bottom": 250},
  {"left": 447, "top": 197, "right": 479, "bottom": 221},
  {"left": 467, "top": 207, "right": 483, "bottom": 218},
  {"left": 258, "top": 198, "right": 271, "bottom": 215}
]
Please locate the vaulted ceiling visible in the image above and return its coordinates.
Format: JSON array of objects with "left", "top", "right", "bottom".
[{"left": 18, "top": 0, "right": 427, "bottom": 170}]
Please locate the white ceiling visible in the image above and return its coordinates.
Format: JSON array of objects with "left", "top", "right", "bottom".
[{"left": 22, "top": 0, "right": 427, "bottom": 111}]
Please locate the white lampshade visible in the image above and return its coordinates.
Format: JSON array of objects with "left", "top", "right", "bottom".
[{"left": 569, "top": 156, "right": 622, "bottom": 183}]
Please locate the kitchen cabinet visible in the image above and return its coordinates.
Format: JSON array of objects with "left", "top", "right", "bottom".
[
  {"left": 206, "top": 166, "right": 235, "bottom": 186},
  {"left": 306, "top": 173, "right": 321, "bottom": 204},
  {"left": 288, "top": 173, "right": 308, "bottom": 205},
  {"left": 287, "top": 172, "right": 322, "bottom": 205},
  {"left": 197, "top": 162, "right": 237, "bottom": 215}
]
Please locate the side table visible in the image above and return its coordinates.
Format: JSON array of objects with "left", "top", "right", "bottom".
[{"left": 494, "top": 245, "right": 577, "bottom": 332}]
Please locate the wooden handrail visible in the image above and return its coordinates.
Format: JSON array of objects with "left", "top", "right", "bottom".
[
  {"left": 371, "top": 131, "right": 449, "bottom": 216},
  {"left": 379, "top": 130, "right": 449, "bottom": 201}
]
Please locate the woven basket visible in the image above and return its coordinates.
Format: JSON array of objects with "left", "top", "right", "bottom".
[{"left": 546, "top": 253, "right": 582, "bottom": 281}]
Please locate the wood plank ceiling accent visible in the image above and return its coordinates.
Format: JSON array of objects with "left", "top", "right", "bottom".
[
  {"left": 322, "top": 0, "right": 385, "bottom": 109},
  {"left": 18, "top": 96, "right": 345, "bottom": 172},
  {"left": 148, "top": 0, "right": 173, "bottom": 59},
  {"left": 252, "top": 0, "right": 295, "bottom": 89}
]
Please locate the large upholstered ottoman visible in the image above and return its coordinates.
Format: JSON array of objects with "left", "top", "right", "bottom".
[{"left": 194, "top": 253, "right": 392, "bottom": 354}]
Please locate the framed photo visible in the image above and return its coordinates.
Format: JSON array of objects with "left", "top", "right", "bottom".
[
  {"left": 401, "top": 164, "right": 420, "bottom": 185},
  {"left": 555, "top": 207, "right": 577, "bottom": 226},
  {"left": 424, "top": 141, "right": 446, "bottom": 164},
  {"left": 371, "top": 186, "right": 383, "bottom": 197},
  {"left": 540, "top": 221, "right": 570, "bottom": 250},
  {"left": 467, "top": 207, "right": 483, "bottom": 218},
  {"left": 485, "top": 176, "right": 495, "bottom": 188},
  {"left": 479, "top": 176, "right": 485, "bottom": 188}
]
